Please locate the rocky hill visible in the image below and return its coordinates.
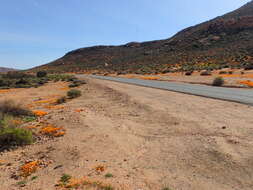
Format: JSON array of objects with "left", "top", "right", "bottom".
[{"left": 32, "top": 1, "right": 253, "bottom": 74}]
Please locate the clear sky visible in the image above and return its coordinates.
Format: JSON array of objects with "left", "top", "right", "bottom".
[{"left": 0, "top": 0, "right": 250, "bottom": 69}]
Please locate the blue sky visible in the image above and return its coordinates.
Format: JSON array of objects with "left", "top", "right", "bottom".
[{"left": 0, "top": 0, "right": 250, "bottom": 69}]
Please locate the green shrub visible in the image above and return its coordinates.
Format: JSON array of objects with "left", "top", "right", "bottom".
[
  {"left": 67, "top": 89, "right": 81, "bottom": 99},
  {"left": 212, "top": 77, "right": 224, "bottom": 86},
  {"left": 60, "top": 174, "right": 71, "bottom": 184},
  {"left": 0, "top": 127, "right": 33, "bottom": 147},
  {"left": 0, "top": 114, "right": 16, "bottom": 128},
  {"left": 22, "top": 116, "right": 37, "bottom": 123},
  {"left": 105, "top": 173, "right": 113, "bottom": 178},
  {"left": 36, "top": 71, "right": 47, "bottom": 78},
  {"left": 0, "top": 100, "right": 33, "bottom": 117}
]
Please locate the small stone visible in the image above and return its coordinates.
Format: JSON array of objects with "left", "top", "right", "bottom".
[{"left": 54, "top": 165, "right": 63, "bottom": 170}]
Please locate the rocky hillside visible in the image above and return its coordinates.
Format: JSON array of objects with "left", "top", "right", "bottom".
[
  {"left": 32, "top": 1, "right": 253, "bottom": 74},
  {"left": 0, "top": 67, "right": 17, "bottom": 73}
]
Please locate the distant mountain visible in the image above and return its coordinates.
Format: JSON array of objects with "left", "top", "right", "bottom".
[
  {"left": 32, "top": 1, "right": 253, "bottom": 74},
  {"left": 0, "top": 67, "right": 17, "bottom": 73}
]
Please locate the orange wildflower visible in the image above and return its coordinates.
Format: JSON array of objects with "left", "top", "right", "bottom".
[
  {"left": 139, "top": 76, "right": 160, "bottom": 80},
  {"left": 0, "top": 89, "right": 10, "bottom": 93},
  {"left": 238, "top": 80, "right": 253, "bottom": 87},
  {"left": 75, "top": 109, "right": 84, "bottom": 113},
  {"left": 54, "top": 131, "right": 65, "bottom": 137},
  {"left": 20, "top": 161, "right": 40, "bottom": 177},
  {"left": 95, "top": 165, "right": 105, "bottom": 173},
  {"left": 40, "top": 125, "right": 65, "bottom": 137},
  {"left": 33, "top": 110, "right": 48, "bottom": 117}
]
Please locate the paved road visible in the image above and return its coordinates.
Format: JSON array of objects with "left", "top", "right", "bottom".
[{"left": 83, "top": 75, "right": 253, "bottom": 106}]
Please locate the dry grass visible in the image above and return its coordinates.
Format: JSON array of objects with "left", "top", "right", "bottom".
[{"left": 0, "top": 100, "right": 32, "bottom": 117}]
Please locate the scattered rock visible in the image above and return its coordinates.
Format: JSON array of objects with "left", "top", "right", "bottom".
[{"left": 53, "top": 165, "right": 63, "bottom": 170}]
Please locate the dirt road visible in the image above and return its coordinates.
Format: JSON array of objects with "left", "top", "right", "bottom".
[{"left": 0, "top": 78, "right": 253, "bottom": 190}]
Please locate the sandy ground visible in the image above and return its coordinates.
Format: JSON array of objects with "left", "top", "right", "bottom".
[{"left": 0, "top": 78, "right": 253, "bottom": 190}]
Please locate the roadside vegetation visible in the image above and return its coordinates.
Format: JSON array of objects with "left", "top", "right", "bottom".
[
  {"left": 0, "top": 71, "right": 77, "bottom": 89},
  {"left": 67, "top": 89, "right": 82, "bottom": 99},
  {"left": 212, "top": 77, "right": 225, "bottom": 86},
  {"left": 0, "top": 100, "right": 34, "bottom": 150}
]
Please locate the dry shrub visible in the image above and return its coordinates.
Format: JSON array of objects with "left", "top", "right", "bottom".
[
  {"left": 56, "top": 96, "right": 67, "bottom": 104},
  {"left": 212, "top": 77, "right": 224, "bottom": 86},
  {"left": 0, "top": 100, "right": 32, "bottom": 117},
  {"left": 185, "top": 71, "right": 193, "bottom": 76}
]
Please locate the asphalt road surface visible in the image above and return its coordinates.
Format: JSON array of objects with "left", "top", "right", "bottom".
[{"left": 84, "top": 75, "right": 253, "bottom": 106}]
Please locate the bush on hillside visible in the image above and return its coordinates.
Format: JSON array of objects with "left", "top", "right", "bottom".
[{"left": 36, "top": 71, "right": 47, "bottom": 78}]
